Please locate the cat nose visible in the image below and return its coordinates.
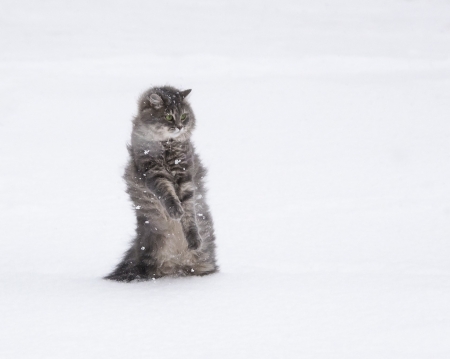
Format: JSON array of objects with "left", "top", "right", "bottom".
[{"left": 176, "top": 125, "right": 183, "bottom": 130}]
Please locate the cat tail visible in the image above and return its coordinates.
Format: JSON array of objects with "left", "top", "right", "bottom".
[{"left": 104, "top": 248, "right": 147, "bottom": 282}]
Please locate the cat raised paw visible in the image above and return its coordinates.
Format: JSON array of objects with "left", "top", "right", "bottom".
[
  {"left": 186, "top": 228, "right": 202, "bottom": 250},
  {"left": 165, "top": 198, "right": 184, "bottom": 219}
]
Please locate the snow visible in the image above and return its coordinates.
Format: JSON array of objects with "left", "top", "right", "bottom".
[{"left": 1, "top": 0, "right": 450, "bottom": 358}]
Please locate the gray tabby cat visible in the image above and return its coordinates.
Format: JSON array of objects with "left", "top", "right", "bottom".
[{"left": 105, "top": 86, "right": 218, "bottom": 281}]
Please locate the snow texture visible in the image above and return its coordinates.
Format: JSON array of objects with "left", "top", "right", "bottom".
[{"left": 1, "top": 0, "right": 450, "bottom": 358}]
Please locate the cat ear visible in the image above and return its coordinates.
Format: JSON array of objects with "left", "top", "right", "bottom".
[
  {"left": 148, "top": 93, "right": 163, "bottom": 108},
  {"left": 180, "top": 89, "right": 192, "bottom": 99}
]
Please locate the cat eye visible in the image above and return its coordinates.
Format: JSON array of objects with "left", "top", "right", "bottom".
[
  {"left": 165, "top": 114, "right": 174, "bottom": 121},
  {"left": 181, "top": 113, "right": 187, "bottom": 121}
]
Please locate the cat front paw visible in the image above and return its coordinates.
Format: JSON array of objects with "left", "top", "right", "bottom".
[
  {"left": 186, "top": 228, "right": 202, "bottom": 250},
  {"left": 165, "top": 198, "right": 184, "bottom": 219}
]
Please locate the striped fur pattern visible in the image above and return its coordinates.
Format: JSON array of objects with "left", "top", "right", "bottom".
[{"left": 105, "top": 86, "right": 218, "bottom": 281}]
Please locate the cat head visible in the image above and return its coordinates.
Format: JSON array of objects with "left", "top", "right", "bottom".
[{"left": 134, "top": 86, "right": 195, "bottom": 142}]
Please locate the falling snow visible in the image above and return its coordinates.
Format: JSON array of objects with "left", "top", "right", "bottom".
[{"left": 1, "top": 1, "right": 450, "bottom": 358}]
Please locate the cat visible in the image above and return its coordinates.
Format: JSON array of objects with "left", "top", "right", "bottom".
[{"left": 105, "top": 86, "right": 218, "bottom": 281}]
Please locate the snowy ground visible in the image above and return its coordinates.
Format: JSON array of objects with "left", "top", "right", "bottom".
[{"left": 1, "top": 0, "right": 450, "bottom": 358}]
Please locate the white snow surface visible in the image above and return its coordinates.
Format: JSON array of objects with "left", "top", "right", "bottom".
[{"left": 1, "top": 0, "right": 450, "bottom": 358}]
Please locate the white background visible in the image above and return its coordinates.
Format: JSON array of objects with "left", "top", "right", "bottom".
[{"left": 1, "top": 0, "right": 450, "bottom": 357}]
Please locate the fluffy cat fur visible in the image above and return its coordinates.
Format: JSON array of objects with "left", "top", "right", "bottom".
[{"left": 105, "top": 86, "right": 218, "bottom": 281}]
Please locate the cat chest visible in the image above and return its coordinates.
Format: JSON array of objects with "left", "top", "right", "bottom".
[
  {"left": 162, "top": 151, "right": 192, "bottom": 176},
  {"left": 165, "top": 159, "right": 190, "bottom": 177}
]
